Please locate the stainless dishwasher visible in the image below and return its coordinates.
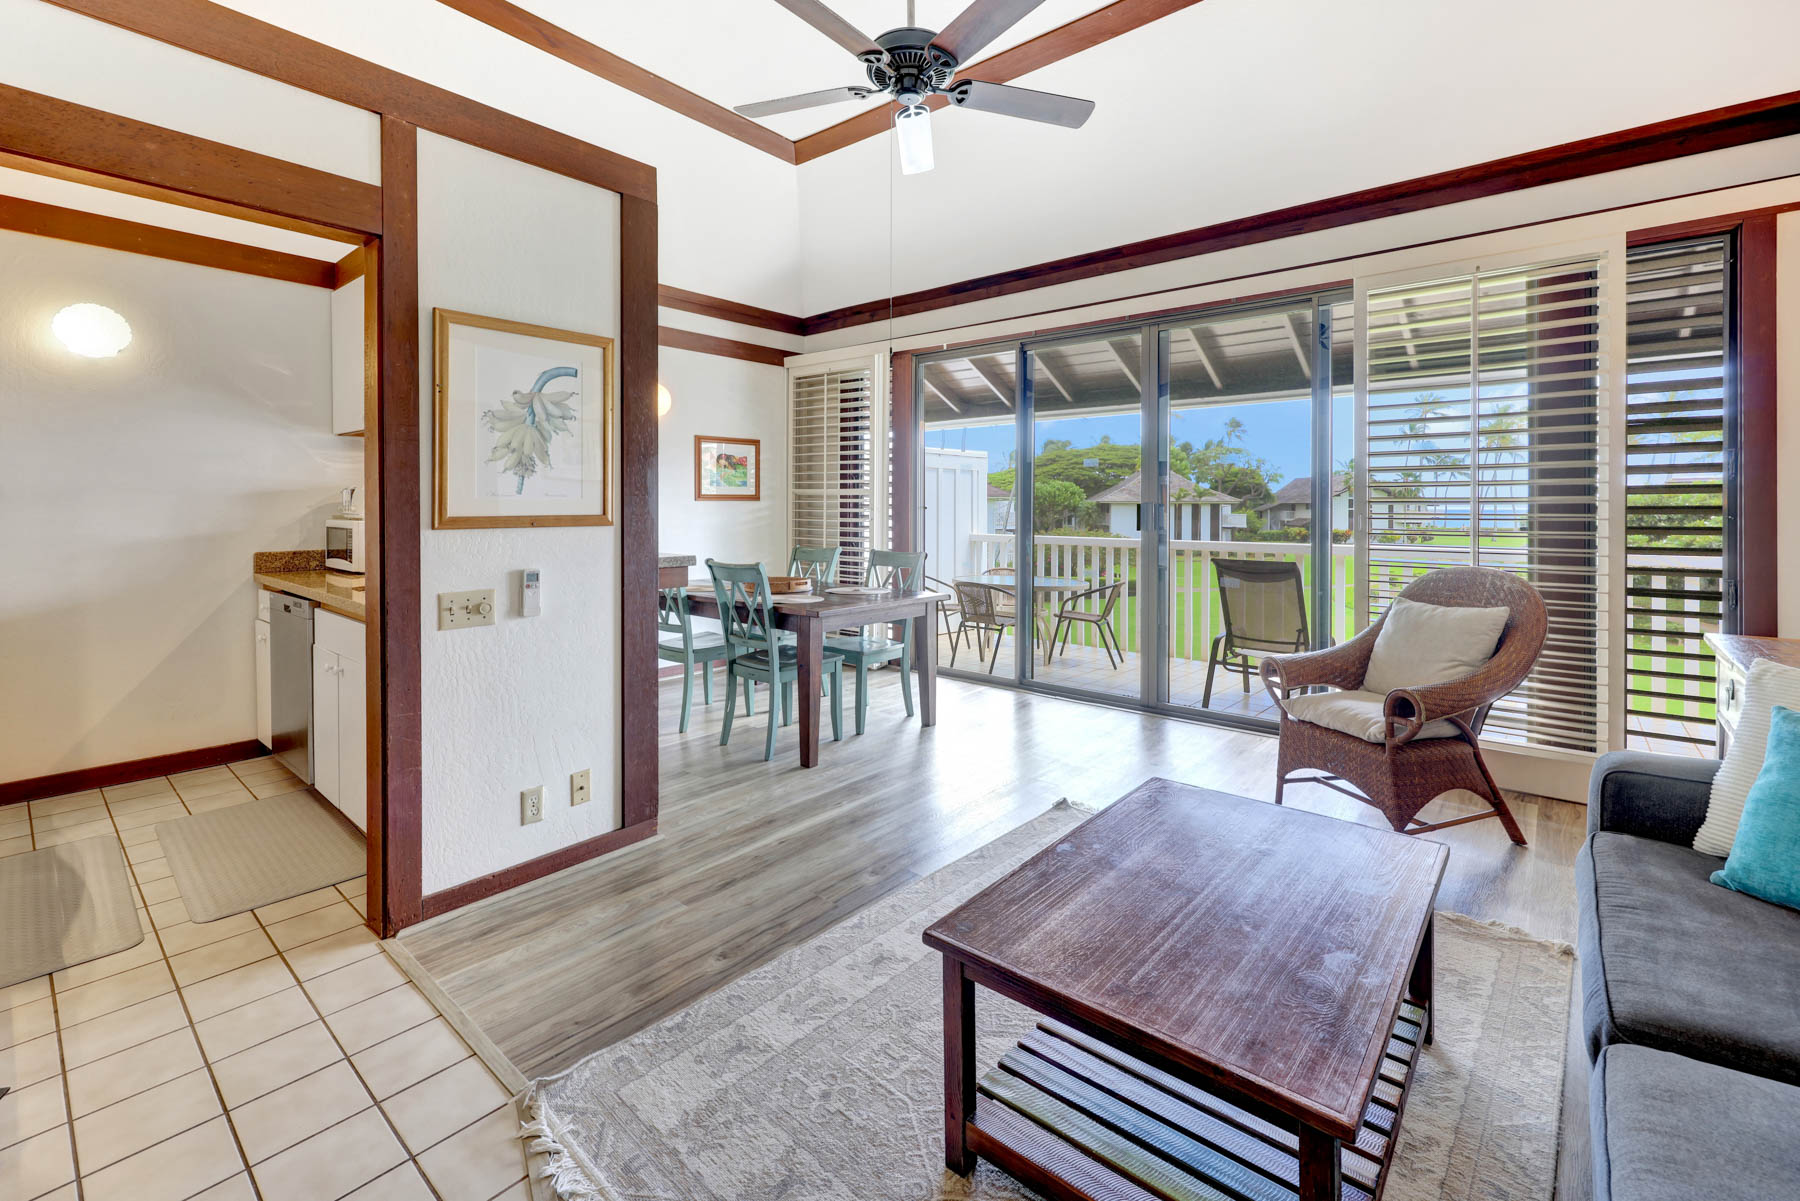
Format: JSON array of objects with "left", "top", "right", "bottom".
[{"left": 269, "top": 594, "right": 315, "bottom": 784}]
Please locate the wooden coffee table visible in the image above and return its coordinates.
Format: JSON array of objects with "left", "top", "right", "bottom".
[{"left": 923, "top": 778, "right": 1446, "bottom": 1201}]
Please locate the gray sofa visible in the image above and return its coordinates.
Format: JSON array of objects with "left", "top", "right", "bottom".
[{"left": 1580, "top": 751, "right": 1800, "bottom": 1201}]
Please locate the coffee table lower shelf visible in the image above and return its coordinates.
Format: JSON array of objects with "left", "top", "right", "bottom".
[{"left": 965, "top": 1001, "right": 1428, "bottom": 1201}]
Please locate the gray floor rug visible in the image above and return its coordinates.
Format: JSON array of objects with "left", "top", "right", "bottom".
[
  {"left": 157, "top": 791, "right": 364, "bottom": 922},
  {"left": 519, "top": 802, "right": 1574, "bottom": 1201},
  {"left": 0, "top": 835, "right": 144, "bottom": 989}
]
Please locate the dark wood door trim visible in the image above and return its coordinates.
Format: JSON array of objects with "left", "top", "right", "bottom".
[
  {"left": 0, "top": 82, "right": 383, "bottom": 236},
  {"left": 370, "top": 116, "right": 423, "bottom": 936},
  {"left": 0, "top": 193, "right": 336, "bottom": 286},
  {"left": 1736, "top": 213, "right": 1779, "bottom": 637},
  {"left": 658, "top": 325, "right": 790, "bottom": 367},
  {"left": 622, "top": 194, "right": 661, "bottom": 832},
  {"left": 793, "top": 0, "right": 1207, "bottom": 164},
  {"left": 45, "top": 0, "right": 657, "bottom": 202},
  {"left": 659, "top": 285, "right": 804, "bottom": 336},
  {"left": 801, "top": 89, "right": 1800, "bottom": 334},
  {"left": 432, "top": 0, "right": 794, "bottom": 163}
]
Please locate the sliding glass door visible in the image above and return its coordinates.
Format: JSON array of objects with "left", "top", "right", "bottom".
[{"left": 916, "top": 290, "right": 1346, "bottom": 729}]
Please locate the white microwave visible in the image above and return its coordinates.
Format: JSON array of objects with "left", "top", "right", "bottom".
[{"left": 324, "top": 517, "right": 367, "bottom": 574}]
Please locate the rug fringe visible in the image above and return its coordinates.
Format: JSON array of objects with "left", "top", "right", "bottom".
[
  {"left": 1436, "top": 909, "right": 1575, "bottom": 957},
  {"left": 517, "top": 1085, "right": 610, "bottom": 1201}
]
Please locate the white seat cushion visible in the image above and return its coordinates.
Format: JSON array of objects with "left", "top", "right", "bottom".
[
  {"left": 1363, "top": 597, "right": 1510, "bottom": 695},
  {"left": 1283, "top": 690, "right": 1461, "bottom": 743}
]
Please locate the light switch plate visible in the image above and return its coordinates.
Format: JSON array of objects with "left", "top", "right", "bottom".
[
  {"left": 438, "top": 589, "right": 496, "bottom": 630},
  {"left": 520, "top": 786, "right": 544, "bottom": 825},
  {"left": 570, "top": 768, "right": 590, "bottom": 807}
]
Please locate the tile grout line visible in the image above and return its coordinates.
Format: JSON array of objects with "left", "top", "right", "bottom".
[
  {"left": 247, "top": 904, "right": 453, "bottom": 1201},
  {"left": 25, "top": 781, "right": 91, "bottom": 1201},
  {"left": 95, "top": 777, "right": 270, "bottom": 1201}
]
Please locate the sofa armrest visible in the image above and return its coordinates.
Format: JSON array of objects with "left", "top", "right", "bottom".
[{"left": 1587, "top": 751, "right": 1719, "bottom": 843}]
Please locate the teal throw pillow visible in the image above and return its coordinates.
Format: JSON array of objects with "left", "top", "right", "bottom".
[{"left": 1712, "top": 704, "right": 1800, "bottom": 911}]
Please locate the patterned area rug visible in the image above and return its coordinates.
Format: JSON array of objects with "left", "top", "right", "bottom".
[{"left": 520, "top": 802, "right": 1573, "bottom": 1201}]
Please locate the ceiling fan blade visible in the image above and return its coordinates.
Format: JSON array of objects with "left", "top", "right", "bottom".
[
  {"left": 947, "top": 80, "right": 1094, "bottom": 128},
  {"left": 934, "top": 0, "right": 1049, "bottom": 63},
  {"left": 771, "top": 0, "right": 878, "bottom": 56},
  {"left": 734, "top": 86, "right": 874, "bottom": 119}
]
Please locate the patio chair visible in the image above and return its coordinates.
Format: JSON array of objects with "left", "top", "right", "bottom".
[
  {"left": 925, "top": 573, "right": 964, "bottom": 658},
  {"left": 827, "top": 549, "right": 924, "bottom": 734},
  {"left": 1048, "top": 580, "right": 1126, "bottom": 668},
  {"left": 1259, "top": 565, "right": 1545, "bottom": 844},
  {"left": 1201, "top": 558, "right": 1309, "bottom": 706},
  {"left": 656, "top": 586, "right": 748, "bottom": 733},
  {"left": 708, "top": 560, "right": 844, "bottom": 761},
  {"left": 950, "top": 580, "right": 1015, "bottom": 674}
]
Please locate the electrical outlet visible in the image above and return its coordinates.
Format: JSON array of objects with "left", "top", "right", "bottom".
[
  {"left": 438, "top": 589, "right": 496, "bottom": 630},
  {"left": 570, "top": 768, "right": 591, "bottom": 807},
  {"left": 520, "top": 786, "right": 544, "bottom": 825}
]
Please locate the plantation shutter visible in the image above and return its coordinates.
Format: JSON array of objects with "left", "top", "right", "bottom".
[
  {"left": 1359, "top": 254, "right": 1612, "bottom": 755},
  {"left": 1622, "top": 237, "right": 1731, "bottom": 752},
  {"left": 790, "top": 361, "right": 881, "bottom": 585}
]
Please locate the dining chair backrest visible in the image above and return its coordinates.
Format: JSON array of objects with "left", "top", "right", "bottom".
[
  {"left": 1214, "top": 557, "right": 1308, "bottom": 652},
  {"left": 868, "top": 548, "right": 925, "bottom": 592},
  {"left": 706, "top": 560, "right": 777, "bottom": 658},
  {"left": 1087, "top": 579, "right": 1125, "bottom": 619},
  {"left": 656, "top": 586, "right": 692, "bottom": 639},
  {"left": 954, "top": 580, "right": 1006, "bottom": 624},
  {"left": 789, "top": 546, "right": 841, "bottom": 587}
]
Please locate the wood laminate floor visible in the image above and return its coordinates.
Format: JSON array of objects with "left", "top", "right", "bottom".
[{"left": 401, "top": 669, "right": 1593, "bottom": 1196}]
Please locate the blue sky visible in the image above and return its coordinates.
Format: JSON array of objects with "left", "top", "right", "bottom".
[{"left": 925, "top": 395, "right": 1356, "bottom": 485}]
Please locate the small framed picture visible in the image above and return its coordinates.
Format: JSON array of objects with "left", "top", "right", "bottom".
[
  {"left": 694, "top": 435, "right": 761, "bottom": 502},
  {"left": 433, "top": 308, "right": 614, "bottom": 529}
]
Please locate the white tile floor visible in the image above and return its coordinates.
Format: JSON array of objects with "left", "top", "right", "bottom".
[{"left": 1, "top": 758, "right": 528, "bottom": 1201}]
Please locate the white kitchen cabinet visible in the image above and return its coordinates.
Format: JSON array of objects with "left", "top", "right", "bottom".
[
  {"left": 311, "top": 609, "right": 367, "bottom": 831},
  {"left": 253, "top": 617, "right": 272, "bottom": 748}
]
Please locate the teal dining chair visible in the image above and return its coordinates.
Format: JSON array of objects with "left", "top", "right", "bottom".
[
  {"left": 825, "top": 548, "right": 924, "bottom": 735},
  {"left": 788, "top": 545, "right": 841, "bottom": 587},
  {"left": 656, "top": 587, "right": 747, "bottom": 733},
  {"left": 708, "top": 560, "right": 844, "bottom": 761}
]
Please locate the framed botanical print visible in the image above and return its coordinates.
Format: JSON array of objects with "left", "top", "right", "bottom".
[
  {"left": 694, "top": 435, "right": 761, "bottom": 501},
  {"left": 433, "top": 308, "right": 615, "bottom": 528}
]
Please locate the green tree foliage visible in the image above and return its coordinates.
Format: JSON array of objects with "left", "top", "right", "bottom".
[{"left": 1032, "top": 478, "right": 1093, "bottom": 532}]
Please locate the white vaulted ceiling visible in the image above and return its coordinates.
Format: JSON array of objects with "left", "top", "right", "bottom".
[{"left": 517, "top": 0, "right": 1114, "bottom": 138}]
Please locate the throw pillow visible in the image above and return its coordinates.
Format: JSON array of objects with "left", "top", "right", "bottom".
[
  {"left": 1694, "top": 659, "right": 1800, "bottom": 856},
  {"left": 1711, "top": 704, "right": 1800, "bottom": 910},
  {"left": 1362, "top": 597, "right": 1511, "bottom": 696}
]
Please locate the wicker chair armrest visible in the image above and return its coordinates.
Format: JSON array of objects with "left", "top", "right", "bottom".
[
  {"left": 1378, "top": 647, "right": 1532, "bottom": 745},
  {"left": 1259, "top": 630, "right": 1378, "bottom": 718}
]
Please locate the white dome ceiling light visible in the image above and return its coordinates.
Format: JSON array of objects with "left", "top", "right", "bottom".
[{"left": 52, "top": 303, "right": 133, "bottom": 358}]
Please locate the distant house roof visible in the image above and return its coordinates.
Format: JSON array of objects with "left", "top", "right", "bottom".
[
  {"left": 987, "top": 484, "right": 1009, "bottom": 498},
  {"left": 1089, "top": 471, "right": 1239, "bottom": 507},
  {"left": 1257, "top": 472, "right": 1350, "bottom": 511}
]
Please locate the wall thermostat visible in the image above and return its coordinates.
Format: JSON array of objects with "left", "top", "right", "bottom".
[{"left": 521, "top": 569, "right": 542, "bottom": 617}]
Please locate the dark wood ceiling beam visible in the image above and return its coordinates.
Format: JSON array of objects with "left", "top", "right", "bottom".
[
  {"left": 0, "top": 83, "right": 383, "bottom": 235},
  {"left": 801, "top": 88, "right": 1800, "bottom": 333},
  {"left": 0, "top": 193, "right": 337, "bottom": 286},
  {"left": 658, "top": 284, "right": 805, "bottom": 335},
  {"left": 793, "top": 0, "right": 1207, "bottom": 163},
  {"left": 433, "top": 0, "right": 796, "bottom": 163},
  {"left": 45, "top": 0, "right": 656, "bottom": 201},
  {"left": 659, "top": 325, "right": 790, "bottom": 367}
]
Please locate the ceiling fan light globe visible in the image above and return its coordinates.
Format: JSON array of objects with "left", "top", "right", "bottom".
[{"left": 895, "top": 104, "right": 934, "bottom": 175}]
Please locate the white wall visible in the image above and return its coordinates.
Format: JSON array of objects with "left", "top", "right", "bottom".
[
  {"left": 656, "top": 347, "right": 789, "bottom": 573},
  {"left": 0, "top": 233, "right": 356, "bottom": 780},
  {"left": 1779, "top": 209, "right": 1800, "bottom": 639},
  {"left": 416, "top": 131, "right": 624, "bottom": 894}
]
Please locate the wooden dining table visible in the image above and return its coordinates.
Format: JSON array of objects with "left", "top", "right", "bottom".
[{"left": 684, "top": 585, "right": 948, "bottom": 767}]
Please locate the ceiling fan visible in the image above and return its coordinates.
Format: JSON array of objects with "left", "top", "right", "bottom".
[{"left": 736, "top": 0, "right": 1095, "bottom": 174}]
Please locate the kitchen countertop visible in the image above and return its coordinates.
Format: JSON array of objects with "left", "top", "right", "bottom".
[{"left": 257, "top": 570, "right": 367, "bottom": 622}]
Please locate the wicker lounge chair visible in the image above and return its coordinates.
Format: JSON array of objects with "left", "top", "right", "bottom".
[{"left": 1259, "top": 566, "right": 1546, "bottom": 844}]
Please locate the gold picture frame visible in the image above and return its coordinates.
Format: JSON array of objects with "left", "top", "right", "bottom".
[{"left": 433, "top": 308, "right": 615, "bottom": 529}]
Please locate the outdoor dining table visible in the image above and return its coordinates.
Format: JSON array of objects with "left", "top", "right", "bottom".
[
  {"left": 683, "top": 585, "right": 948, "bottom": 768},
  {"left": 953, "top": 575, "right": 1089, "bottom": 664}
]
